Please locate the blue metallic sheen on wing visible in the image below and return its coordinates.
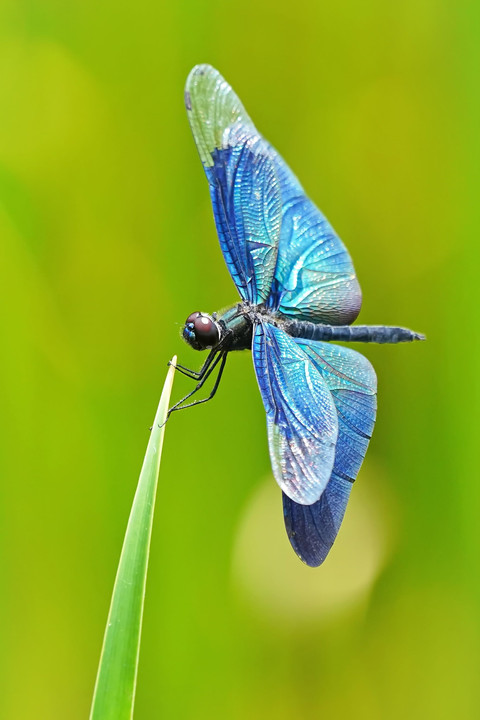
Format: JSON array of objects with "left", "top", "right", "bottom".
[
  {"left": 206, "top": 131, "right": 281, "bottom": 303},
  {"left": 252, "top": 323, "right": 339, "bottom": 505},
  {"left": 283, "top": 340, "right": 377, "bottom": 566},
  {"left": 267, "top": 154, "right": 362, "bottom": 324},
  {"left": 185, "top": 64, "right": 362, "bottom": 319},
  {"left": 185, "top": 66, "right": 281, "bottom": 304},
  {"left": 185, "top": 65, "right": 376, "bottom": 565}
]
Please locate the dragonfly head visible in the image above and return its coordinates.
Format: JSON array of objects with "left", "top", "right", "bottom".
[{"left": 183, "top": 311, "right": 221, "bottom": 351}]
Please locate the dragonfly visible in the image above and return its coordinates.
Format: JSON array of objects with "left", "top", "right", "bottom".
[{"left": 169, "top": 64, "right": 424, "bottom": 567}]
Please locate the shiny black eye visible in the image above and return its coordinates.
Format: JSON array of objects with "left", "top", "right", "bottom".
[{"left": 183, "top": 312, "right": 219, "bottom": 350}]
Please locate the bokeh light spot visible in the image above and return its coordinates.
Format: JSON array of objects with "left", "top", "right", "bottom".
[{"left": 232, "top": 462, "right": 397, "bottom": 625}]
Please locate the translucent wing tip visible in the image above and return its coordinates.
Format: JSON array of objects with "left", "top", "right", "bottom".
[
  {"left": 184, "top": 63, "right": 215, "bottom": 104},
  {"left": 186, "top": 63, "right": 215, "bottom": 79},
  {"left": 184, "top": 64, "right": 252, "bottom": 168},
  {"left": 185, "top": 64, "right": 212, "bottom": 113}
]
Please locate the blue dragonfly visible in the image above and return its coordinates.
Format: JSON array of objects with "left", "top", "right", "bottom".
[{"left": 170, "top": 65, "right": 424, "bottom": 567}]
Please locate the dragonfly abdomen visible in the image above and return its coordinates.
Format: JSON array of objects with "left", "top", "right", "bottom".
[{"left": 283, "top": 320, "right": 425, "bottom": 344}]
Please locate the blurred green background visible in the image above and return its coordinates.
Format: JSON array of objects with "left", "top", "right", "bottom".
[{"left": 0, "top": 0, "right": 477, "bottom": 718}]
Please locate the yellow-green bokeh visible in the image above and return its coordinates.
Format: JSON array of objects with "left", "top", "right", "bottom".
[{"left": 0, "top": 1, "right": 478, "bottom": 718}]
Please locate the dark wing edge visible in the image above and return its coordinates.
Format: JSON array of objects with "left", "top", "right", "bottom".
[{"left": 283, "top": 339, "right": 377, "bottom": 566}]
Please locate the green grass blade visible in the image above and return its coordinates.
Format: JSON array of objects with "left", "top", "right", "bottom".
[{"left": 89, "top": 357, "right": 177, "bottom": 720}]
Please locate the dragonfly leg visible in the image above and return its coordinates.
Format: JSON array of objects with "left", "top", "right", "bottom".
[
  {"left": 168, "top": 348, "right": 218, "bottom": 380},
  {"left": 166, "top": 352, "right": 228, "bottom": 418}
]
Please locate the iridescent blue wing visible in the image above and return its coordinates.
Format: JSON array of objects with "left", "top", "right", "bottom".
[
  {"left": 252, "top": 322, "right": 339, "bottom": 505},
  {"left": 185, "top": 65, "right": 281, "bottom": 304},
  {"left": 282, "top": 340, "right": 377, "bottom": 566},
  {"left": 186, "top": 64, "right": 361, "bottom": 322},
  {"left": 266, "top": 154, "right": 362, "bottom": 324}
]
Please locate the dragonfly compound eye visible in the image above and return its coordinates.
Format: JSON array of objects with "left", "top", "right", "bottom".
[{"left": 183, "top": 312, "right": 219, "bottom": 350}]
